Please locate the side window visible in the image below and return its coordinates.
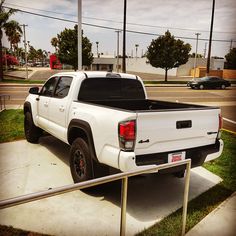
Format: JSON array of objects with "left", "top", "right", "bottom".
[
  {"left": 40, "top": 77, "right": 58, "bottom": 96},
  {"left": 54, "top": 76, "right": 73, "bottom": 98}
]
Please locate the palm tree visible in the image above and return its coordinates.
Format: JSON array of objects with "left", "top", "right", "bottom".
[
  {"left": 51, "top": 37, "right": 58, "bottom": 53},
  {"left": 0, "top": 0, "right": 19, "bottom": 80},
  {"left": 4, "top": 20, "right": 22, "bottom": 52}
]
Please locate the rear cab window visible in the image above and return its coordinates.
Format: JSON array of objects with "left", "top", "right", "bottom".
[{"left": 78, "top": 78, "right": 145, "bottom": 101}]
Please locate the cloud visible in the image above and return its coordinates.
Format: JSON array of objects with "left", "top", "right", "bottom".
[{"left": 3, "top": 0, "right": 236, "bottom": 56}]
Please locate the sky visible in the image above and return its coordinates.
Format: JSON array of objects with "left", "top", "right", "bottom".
[{"left": 2, "top": 0, "right": 236, "bottom": 58}]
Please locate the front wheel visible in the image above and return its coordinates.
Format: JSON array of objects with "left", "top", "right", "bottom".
[
  {"left": 199, "top": 84, "right": 204, "bottom": 90},
  {"left": 70, "top": 138, "right": 93, "bottom": 183},
  {"left": 24, "top": 112, "right": 42, "bottom": 143}
]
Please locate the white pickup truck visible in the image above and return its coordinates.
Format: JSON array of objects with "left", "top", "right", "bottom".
[{"left": 24, "top": 71, "right": 223, "bottom": 182}]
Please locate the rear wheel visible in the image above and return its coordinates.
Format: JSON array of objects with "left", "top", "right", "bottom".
[
  {"left": 24, "top": 112, "right": 42, "bottom": 143},
  {"left": 70, "top": 138, "right": 93, "bottom": 183},
  {"left": 221, "top": 84, "right": 226, "bottom": 89}
]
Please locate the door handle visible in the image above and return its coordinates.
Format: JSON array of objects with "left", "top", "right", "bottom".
[{"left": 59, "top": 106, "right": 65, "bottom": 112}]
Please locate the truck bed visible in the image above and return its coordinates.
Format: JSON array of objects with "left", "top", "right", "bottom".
[{"left": 84, "top": 99, "right": 218, "bottom": 112}]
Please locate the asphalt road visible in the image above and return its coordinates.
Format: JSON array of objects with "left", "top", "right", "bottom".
[
  {"left": 146, "top": 87, "right": 236, "bottom": 132},
  {"left": 0, "top": 84, "right": 235, "bottom": 132}
]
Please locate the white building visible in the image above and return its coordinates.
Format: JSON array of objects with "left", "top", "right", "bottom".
[{"left": 91, "top": 56, "right": 224, "bottom": 76}]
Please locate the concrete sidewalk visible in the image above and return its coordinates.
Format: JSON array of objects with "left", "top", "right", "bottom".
[
  {"left": 186, "top": 192, "right": 236, "bottom": 236},
  {"left": 0, "top": 137, "right": 223, "bottom": 236}
]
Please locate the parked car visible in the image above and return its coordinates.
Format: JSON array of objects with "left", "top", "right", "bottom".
[
  {"left": 187, "top": 76, "right": 231, "bottom": 89},
  {"left": 24, "top": 71, "right": 223, "bottom": 183}
]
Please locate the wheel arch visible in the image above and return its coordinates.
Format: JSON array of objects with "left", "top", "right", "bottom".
[
  {"left": 24, "top": 102, "right": 32, "bottom": 114},
  {"left": 68, "top": 119, "right": 98, "bottom": 162}
]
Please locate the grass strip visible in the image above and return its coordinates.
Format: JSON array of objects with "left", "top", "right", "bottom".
[
  {"left": 143, "top": 81, "right": 187, "bottom": 84},
  {"left": 0, "top": 109, "right": 25, "bottom": 143},
  {"left": 0, "top": 225, "right": 51, "bottom": 236},
  {"left": 2, "top": 78, "right": 44, "bottom": 84},
  {"left": 137, "top": 131, "right": 236, "bottom": 236}
]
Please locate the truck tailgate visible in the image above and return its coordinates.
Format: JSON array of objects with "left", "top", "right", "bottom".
[{"left": 135, "top": 108, "right": 220, "bottom": 155}]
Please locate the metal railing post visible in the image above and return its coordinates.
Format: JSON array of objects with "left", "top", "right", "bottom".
[
  {"left": 120, "top": 176, "right": 128, "bottom": 236},
  {"left": 181, "top": 161, "right": 191, "bottom": 236}
]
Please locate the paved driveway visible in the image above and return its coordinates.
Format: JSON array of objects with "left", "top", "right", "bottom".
[{"left": 0, "top": 136, "right": 222, "bottom": 236}]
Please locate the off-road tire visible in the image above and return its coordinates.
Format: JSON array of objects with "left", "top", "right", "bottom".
[
  {"left": 24, "top": 112, "right": 42, "bottom": 143},
  {"left": 70, "top": 138, "right": 93, "bottom": 183}
]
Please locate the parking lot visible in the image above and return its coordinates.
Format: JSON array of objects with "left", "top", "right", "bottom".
[
  {"left": 0, "top": 81, "right": 235, "bottom": 235},
  {"left": 0, "top": 135, "right": 222, "bottom": 235}
]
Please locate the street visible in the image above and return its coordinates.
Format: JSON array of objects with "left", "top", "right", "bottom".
[
  {"left": 0, "top": 84, "right": 236, "bottom": 132},
  {"left": 146, "top": 86, "right": 236, "bottom": 132}
]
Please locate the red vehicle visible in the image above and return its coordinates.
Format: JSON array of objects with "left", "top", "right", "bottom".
[{"left": 50, "top": 54, "right": 62, "bottom": 69}]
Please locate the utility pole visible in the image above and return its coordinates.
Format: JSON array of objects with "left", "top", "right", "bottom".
[
  {"left": 115, "top": 30, "right": 121, "bottom": 72},
  {"left": 122, "top": 0, "right": 127, "bottom": 73},
  {"left": 78, "top": 0, "right": 82, "bottom": 70},
  {"left": 203, "top": 42, "right": 207, "bottom": 58},
  {"left": 135, "top": 44, "right": 139, "bottom": 59},
  {"left": 229, "top": 39, "right": 233, "bottom": 51},
  {"left": 21, "top": 24, "right": 28, "bottom": 80},
  {"left": 193, "top": 33, "right": 201, "bottom": 78},
  {"left": 96, "top": 41, "right": 99, "bottom": 57},
  {"left": 206, "top": 0, "right": 215, "bottom": 75}
]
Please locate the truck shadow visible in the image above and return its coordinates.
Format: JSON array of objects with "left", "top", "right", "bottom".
[{"left": 38, "top": 135, "right": 220, "bottom": 222}]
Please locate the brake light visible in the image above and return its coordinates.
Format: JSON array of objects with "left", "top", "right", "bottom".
[
  {"left": 119, "top": 120, "right": 136, "bottom": 151},
  {"left": 217, "top": 113, "right": 223, "bottom": 139},
  {"left": 219, "top": 114, "right": 223, "bottom": 130}
]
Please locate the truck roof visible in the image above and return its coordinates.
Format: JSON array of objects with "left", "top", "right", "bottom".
[{"left": 51, "top": 71, "right": 139, "bottom": 80}]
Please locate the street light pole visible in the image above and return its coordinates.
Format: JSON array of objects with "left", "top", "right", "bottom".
[
  {"left": 206, "top": 0, "right": 215, "bottom": 75},
  {"left": 21, "top": 24, "right": 28, "bottom": 80},
  {"left": 135, "top": 44, "right": 139, "bottom": 59},
  {"left": 78, "top": 0, "right": 82, "bottom": 71},
  {"left": 203, "top": 42, "right": 207, "bottom": 58},
  {"left": 115, "top": 30, "right": 121, "bottom": 72},
  {"left": 122, "top": 0, "right": 127, "bottom": 73},
  {"left": 96, "top": 41, "right": 99, "bottom": 57},
  {"left": 193, "top": 33, "right": 201, "bottom": 78}
]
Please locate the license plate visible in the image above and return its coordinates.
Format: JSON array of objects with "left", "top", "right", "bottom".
[{"left": 168, "top": 151, "right": 186, "bottom": 163}]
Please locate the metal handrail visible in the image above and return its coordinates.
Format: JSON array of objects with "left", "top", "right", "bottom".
[
  {"left": 0, "top": 159, "right": 191, "bottom": 236},
  {"left": 0, "top": 94, "right": 10, "bottom": 110}
]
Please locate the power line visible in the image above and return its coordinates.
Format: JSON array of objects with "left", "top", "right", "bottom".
[
  {"left": 3, "top": 6, "right": 236, "bottom": 43},
  {"left": 4, "top": 2, "right": 236, "bottom": 35}
]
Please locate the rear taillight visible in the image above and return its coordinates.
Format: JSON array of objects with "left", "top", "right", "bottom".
[
  {"left": 219, "top": 114, "right": 223, "bottom": 130},
  {"left": 217, "top": 113, "right": 223, "bottom": 139},
  {"left": 119, "top": 120, "right": 136, "bottom": 151}
]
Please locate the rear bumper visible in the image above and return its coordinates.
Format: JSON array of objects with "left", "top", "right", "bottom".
[{"left": 118, "top": 139, "right": 223, "bottom": 172}]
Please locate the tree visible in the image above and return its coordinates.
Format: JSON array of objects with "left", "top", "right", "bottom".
[
  {"left": 51, "top": 37, "right": 58, "bottom": 52},
  {"left": 4, "top": 20, "right": 22, "bottom": 51},
  {"left": 146, "top": 31, "right": 191, "bottom": 81},
  {"left": 0, "top": 0, "right": 19, "bottom": 81},
  {"left": 189, "top": 53, "right": 203, "bottom": 58},
  {"left": 2, "top": 54, "right": 19, "bottom": 67},
  {"left": 225, "top": 48, "right": 236, "bottom": 69},
  {"left": 54, "top": 25, "right": 93, "bottom": 70},
  {"left": 28, "top": 46, "right": 38, "bottom": 62}
]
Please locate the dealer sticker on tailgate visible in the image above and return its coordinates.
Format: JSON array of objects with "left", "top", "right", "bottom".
[{"left": 168, "top": 151, "right": 186, "bottom": 163}]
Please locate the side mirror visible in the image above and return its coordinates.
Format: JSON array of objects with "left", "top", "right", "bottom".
[{"left": 29, "top": 87, "right": 39, "bottom": 95}]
